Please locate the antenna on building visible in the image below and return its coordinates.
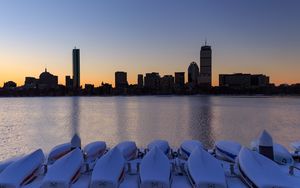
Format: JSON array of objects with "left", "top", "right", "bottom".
[
  {"left": 205, "top": 38, "right": 208, "bottom": 46},
  {"left": 45, "top": 67, "right": 47, "bottom": 72}
]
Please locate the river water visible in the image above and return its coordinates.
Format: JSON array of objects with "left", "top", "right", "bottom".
[{"left": 0, "top": 96, "right": 299, "bottom": 160}]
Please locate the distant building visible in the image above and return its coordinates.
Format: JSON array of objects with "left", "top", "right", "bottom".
[
  {"left": 160, "top": 75, "right": 174, "bottom": 93},
  {"left": 65, "top": 76, "right": 73, "bottom": 89},
  {"left": 199, "top": 43, "right": 212, "bottom": 87},
  {"left": 137, "top": 74, "right": 144, "bottom": 88},
  {"left": 219, "top": 73, "right": 269, "bottom": 88},
  {"left": 73, "top": 48, "right": 80, "bottom": 89},
  {"left": 24, "top": 77, "right": 38, "bottom": 89},
  {"left": 84, "top": 84, "right": 94, "bottom": 95},
  {"left": 174, "top": 72, "right": 185, "bottom": 88},
  {"left": 3, "top": 81, "right": 17, "bottom": 89},
  {"left": 144, "top": 72, "right": 160, "bottom": 90},
  {"left": 188, "top": 62, "right": 199, "bottom": 84},
  {"left": 38, "top": 69, "right": 58, "bottom": 89},
  {"left": 115, "top": 71, "right": 128, "bottom": 89}
]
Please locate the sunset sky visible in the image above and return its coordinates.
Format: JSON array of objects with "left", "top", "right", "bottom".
[{"left": 0, "top": 0, "right": 299, "bottom": 86}]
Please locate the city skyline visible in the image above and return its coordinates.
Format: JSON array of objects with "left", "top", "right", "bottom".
[{"left": 1, "top": 1, "right": 300, "bottom": 86}]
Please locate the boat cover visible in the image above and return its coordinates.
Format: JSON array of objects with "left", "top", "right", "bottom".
[
  {"left": 187, "top": 147, "right": 226, "bottom": 188},
  {"left": 215, "top": 140, "right": 241, "bottom": 162},
  {"left": 238, "top": 147, "right": 295, "bottom": 188},
  {"left": 47, "top": 143, "right": 72, "bottom": 164},
  {"left": 83, "top": 141, "right": 106, "bottom": 163},
  {"left": 41, "top": 148, "right": 83, "bottom": 188},
  {"left": 90, "top": 147, "right": 125, "bottom": 188},
  {"left": 140, "top": 147, "right": 171, "bottom": 188},
  {"left": 180, "top": 140, "right": 203, "bottom": 157},
  {"left": 0, "top": 149, "right": 45, "bottom": 187},
  {"left": 251, "top": 140, "right": 294, "bottom": 165},
  {"left": 147, "top": 140, "right": 170, "bottom": 155},
  {"left": 116, "top": 141, "right": 137, "bottom": 161}
]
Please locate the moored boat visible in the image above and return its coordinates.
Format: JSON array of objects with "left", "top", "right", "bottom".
[
  {"left": 238, "top": 147, "right": 296, "bottom": 188},
  {"left": 147, "top": 140, "right": 170, "bottom": 155},
  {"left": 83, "top": 141, "right": 107, "bottom": 163},
  {"left": 41, "top": 148, "right": 84, "bottom": 188},
  {"left": 187, "top": 147, "right": 227, "bottom": 188},
  {"left": 116, "top": 141, "right": 138, "bottom": 161},
  {"left": 179, "top": 140, "right": 203, "bottom": 159},
  {"left": 0, "top": 149, "right": 45, "bottom": 188},
  {"left": 140, "top": 146, "right": 171, "bottom": 188},
  {"left": 90, "top": 147, "right": 126, "bottom": 188},
  {"left": 215, "top": 140, "right": 241, "bottom": 162}
]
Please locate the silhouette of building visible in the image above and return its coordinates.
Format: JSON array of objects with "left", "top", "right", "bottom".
[
  {"left": 38, "top": 68, "right": 58, "bottom": 89},
  {"left": 24, "top": 77, "right": 38, "bottom": 89},
  {"left": 199, "top": 43, "right": 212, "bottom": 87},
  {"left": 219, "top": 73, "right": 269, "bottom": 88},
  {"left": 3, "top": 81, "right": 17, "bottom": 89},
  {"left": 137, "top": 74, "right": 143, "bottom": 88},
  {"left": 115, "top": 71, "right": 128, "bottom": 89},
  {"left": 175, "top": 72, "right": 185, "bottom": 88},
  {"left": 144, "top": 72, "right": 160, "bottom": 90},
  {"left": 65, "top": 76, "right": 73, "bottom": 89},
  {"left": 160, "top": 75, "right": 174, "bottom": 93},
  {"left": 73, "top": 48, "right": 80, "bottom": 89},
  {"left": 188, "top": 62, "right": 199, "bottom": 84}
]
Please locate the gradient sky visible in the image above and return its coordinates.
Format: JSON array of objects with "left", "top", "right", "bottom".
[{"left": 0, "top": 0, "right": 299, "bottom": 86}]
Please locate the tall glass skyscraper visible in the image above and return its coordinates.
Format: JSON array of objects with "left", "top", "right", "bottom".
[
  {"left": 72, "top": 48, "right": 80, "bottom": 89},
  {"left": 199, "top": 43, "right": 212, "bottom": 87}
]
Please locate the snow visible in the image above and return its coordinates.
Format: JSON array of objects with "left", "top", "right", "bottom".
[
  {"left": 147, "top": 140, "right": 170, "bottom": 155},
  {"left": 238, "top": 147, "right": 296, "bottom": 188},
  {"left": 83, "top": 141, "right": 106, "bottom": 163},
  {"left": 180, "top": 140, "right": 203, "bottom": 157},
  {"left": 187, "top": 147, "right": 227, "bottom": 188},
  {"left": 116, "top": 141, "right": 137, "bottom": 161},
  {"left": 140, "top": 147, "right": 171, "bottom": 188},
  {"left": 90, "top": 147, "right": 125, "bottom": 188},
  {"left": 47, "top": 143, "right": 72, "bottom": 164},
  {"left": 41, "top": 148, "right": 84, "bottom": 188},
  {"left": 0, "top": 149, "right": 44, "bottom": 188},
  {"left": 215, "top": 140, "right": 241, "bottom": 162}
]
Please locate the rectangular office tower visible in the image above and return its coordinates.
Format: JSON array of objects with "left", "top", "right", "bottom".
[
  {"left": 199, "top": 44, "right": 212, "bottom": 87},
  {"left": 72, "top": 48, "right": 80, "bottom": 89}
]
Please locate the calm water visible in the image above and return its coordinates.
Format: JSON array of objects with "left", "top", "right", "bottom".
[{"left": 0, "top": 96, "right": 299, "bottom": 160}]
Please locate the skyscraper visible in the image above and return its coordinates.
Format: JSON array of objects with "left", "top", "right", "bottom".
[
  {"left": 115, "top": 71, "right": 128, "bottom": 89},
  {"left": 188, "top": 62, "right": 199, "bottom": 84},
  {"left": 137, "top": 74, "right": 144, "bottom": 88},
  {"left": 175, "top": 72, "right": 185, "bottom": 88},
  {"left": 199, "top": 42, "right": 212, "bottom": 87},
  {"left": 73, "top": 48, "right": 80, "bottom": 89}
]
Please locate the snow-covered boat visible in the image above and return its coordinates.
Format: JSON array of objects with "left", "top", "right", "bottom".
[
  {"left": 0, "top": 149, "right": 45, "bottom": 187},
  {"left": 238, "top": 147, "right": 296, "bottom": 188},
  {"left": 180, "top": 140, "right": 203, "bottom": 159},
  {"left": 251, "top": 137, "right": 294, "bottom": 165},
  {"left": 215, "top": 140, "right": 241, "bottom": 162},
  {"left": 147, "top": 140, "right": 170, "bottom": 155},
  {"left": 47, "top": 134, "right": 82, "bottom": 165},
  {"left": 140, "top": 146, "right": 171, "bottom": 188},
  {"left": 83, "top": 141, "right": 106, "bottom": 163},
  {"left": 90, "top": 147, "right": 125, "bottom": 188},
  {"left": 41, "top": 148, "right": 84, "bottom": 188},
  {"left": 187, "top": 147, "right": 227, "bottom": 188},
  {"left": 116, "top": 141, "right": 138, "bottom": 161},
  {"left": 47, "top": 143, "right": 72, "bottom": 165}
]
